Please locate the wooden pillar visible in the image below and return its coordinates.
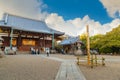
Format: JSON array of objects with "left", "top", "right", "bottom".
[
  {"left": 17, "top": 31, "right": 22, "bottom": 50},
  {"left": 52, "top": 31, "right": 54, "bottom": 49},
  {"left": 18, "top": 35, "right": 21, "bottom": 47},
  {"left": 86, "top": 25, "right": 91, "bottom": 65},
  {"left": 38, "top": 34, "right": 41, "bottom": 47},
  {"left": 10, "top": 27, "right": 13, "bottom": 49},
  {"left": 39, "top": 34, "right": 43, "bottom": 47},
  {"left": 43, "top": 33, "right": 45, "bottom": 47}
]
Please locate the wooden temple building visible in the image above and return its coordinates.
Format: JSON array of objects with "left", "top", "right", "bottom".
[
  {"left": 0, "top": 13, "right": 64, "bottom": 52},
  {"left": 60, "top": 37, "right": 83, "bottom": 55}
]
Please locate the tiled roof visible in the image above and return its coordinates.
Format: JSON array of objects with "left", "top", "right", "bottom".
[
  {"left": 60, "top": 37, "right": 82, "bottom": 45},
  {"left": 0, "top": 13, "right": 64, "bottom": 35}
]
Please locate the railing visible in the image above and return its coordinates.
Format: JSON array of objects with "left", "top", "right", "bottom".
[{"left": 76, "top": 54, "right": 105, "bottom": 68}]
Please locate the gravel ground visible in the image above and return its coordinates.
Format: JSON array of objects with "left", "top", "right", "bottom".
[
  {"left": 1, "top": 54, "right": 120, "bottom": 80},
  {"left": 0, "top": 55, "right": 61, "bottom": 80},
  {"left": 50, "top": 54, "right": 77, "bottom": 60},
  {"left": 79, "top": 55, "right": 120, "bottom": 80}
]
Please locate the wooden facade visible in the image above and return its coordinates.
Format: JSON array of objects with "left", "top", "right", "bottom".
[
  {"left": 0, "top": 13, "right": 64, "bottom": 51},
  {"left": 60, "top": 37, "right": 83, "bottom": 54},
  {"left": 0, "top": 26, "right": 62, "bottom": 51}
]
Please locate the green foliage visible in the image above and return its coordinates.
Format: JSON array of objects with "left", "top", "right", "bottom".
[
  {"left": 80, "top": 33, "right": 87, "bottom": 44},
  {"left": 102, "top": 25, "right": 120, "bottom": 54},
  {"left": 99, "top": 47, "right": 112, "bottom": 54},
  {"left": 89, "top": 25, "right": 120, "bottom": 54},
  {"left": 80, "top": 33, "right": 87, "bottom": 50},
  {"left": 90, "top": 34, "right": 104, "bottom": 49}
]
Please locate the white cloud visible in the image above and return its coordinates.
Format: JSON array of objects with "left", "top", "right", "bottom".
[
  {"left": 45, "top": 13, "right": 120, "bottom": 36},
  {"left": 0, "top": 0, "right": 120, "bottom": 36},
  {"left": 45, "top": 13, "right": 81, "bottom": 36},
  {"left": 0, "top": 9, "right": 4, "bottom": 19},
  {"left": 100, "top": 0, "right": 120, "bottom": 18},
  {"left": 0, "top": 0, "right": 48, "bottom": 20}
]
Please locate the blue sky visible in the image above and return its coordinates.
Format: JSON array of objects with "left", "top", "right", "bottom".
[
  {"left": 0, "top": 0, "right": 120, "bottom": 36},
  {"left": 43, "top": 0, "right": 113, "bottom": 24}
]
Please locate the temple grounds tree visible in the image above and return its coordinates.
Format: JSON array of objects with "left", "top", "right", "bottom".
[{"left": 80, "top": 25, "right": 120, "bottom": 54}]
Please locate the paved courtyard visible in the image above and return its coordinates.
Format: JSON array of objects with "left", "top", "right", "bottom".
[
  {"left": 40, "top": 54, "right": 86, "bottom": 80},
  {"left": 0, "top": 55, "right": 60, "bottom": 80},
  {"left": 0, "top": 54, "right": 120, "bottom": 80},
  {"left": 0, "top": 54, "right": 86, "bottom": 80}
]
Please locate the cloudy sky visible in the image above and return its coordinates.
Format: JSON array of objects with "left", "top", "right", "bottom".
[{"left": 0, "top": 0, "right": 120, "bottom": 36}]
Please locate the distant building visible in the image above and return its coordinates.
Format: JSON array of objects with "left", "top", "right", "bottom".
[
  {"left": 60, "top": 37, "right": 83, "bottom": 54},
  {"left": 0, "top": 13, "right": 64, "bottom": 51}
]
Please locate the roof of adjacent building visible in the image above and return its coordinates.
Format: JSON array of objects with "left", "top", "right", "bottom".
[
  {"left": 0, "top": 13, "right": 64, "bottom": 35},
  {"left": 60, "top": 37, "right": 82, "bottom": 45}
]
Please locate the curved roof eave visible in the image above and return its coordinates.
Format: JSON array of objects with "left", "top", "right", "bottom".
[{"left": 0, "top": 13, "right": 64, "bottom": 36}]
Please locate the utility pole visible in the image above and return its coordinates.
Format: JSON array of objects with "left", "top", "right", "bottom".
[{"left": 86, "top": 25, "right": 91, "bottom": 65}]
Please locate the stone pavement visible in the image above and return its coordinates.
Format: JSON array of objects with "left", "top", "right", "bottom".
[
  {"left": 40, "top": 54, "right": 86, "bottom": 80},
  {"left": 55, "top": 61, "right": 86, "bottom": 80}
]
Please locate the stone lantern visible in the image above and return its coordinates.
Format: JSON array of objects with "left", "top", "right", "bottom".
[{"left": 74, "top": 41, "right": 83, "bottom": 56}]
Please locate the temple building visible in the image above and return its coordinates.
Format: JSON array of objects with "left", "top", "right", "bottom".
[
  {"left": 60, "top": 37, "right": 83, "bottom": 55},
  {"left": 0, "top": 13, "right": 64, "bottom": 52}
]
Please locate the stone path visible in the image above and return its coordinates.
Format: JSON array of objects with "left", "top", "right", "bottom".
[
  {"left": 55, "top": 61, "right": 86, "bottom": 80},
  {"left": 40, "top": 54, "right": 86, "bottom": 80}
]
